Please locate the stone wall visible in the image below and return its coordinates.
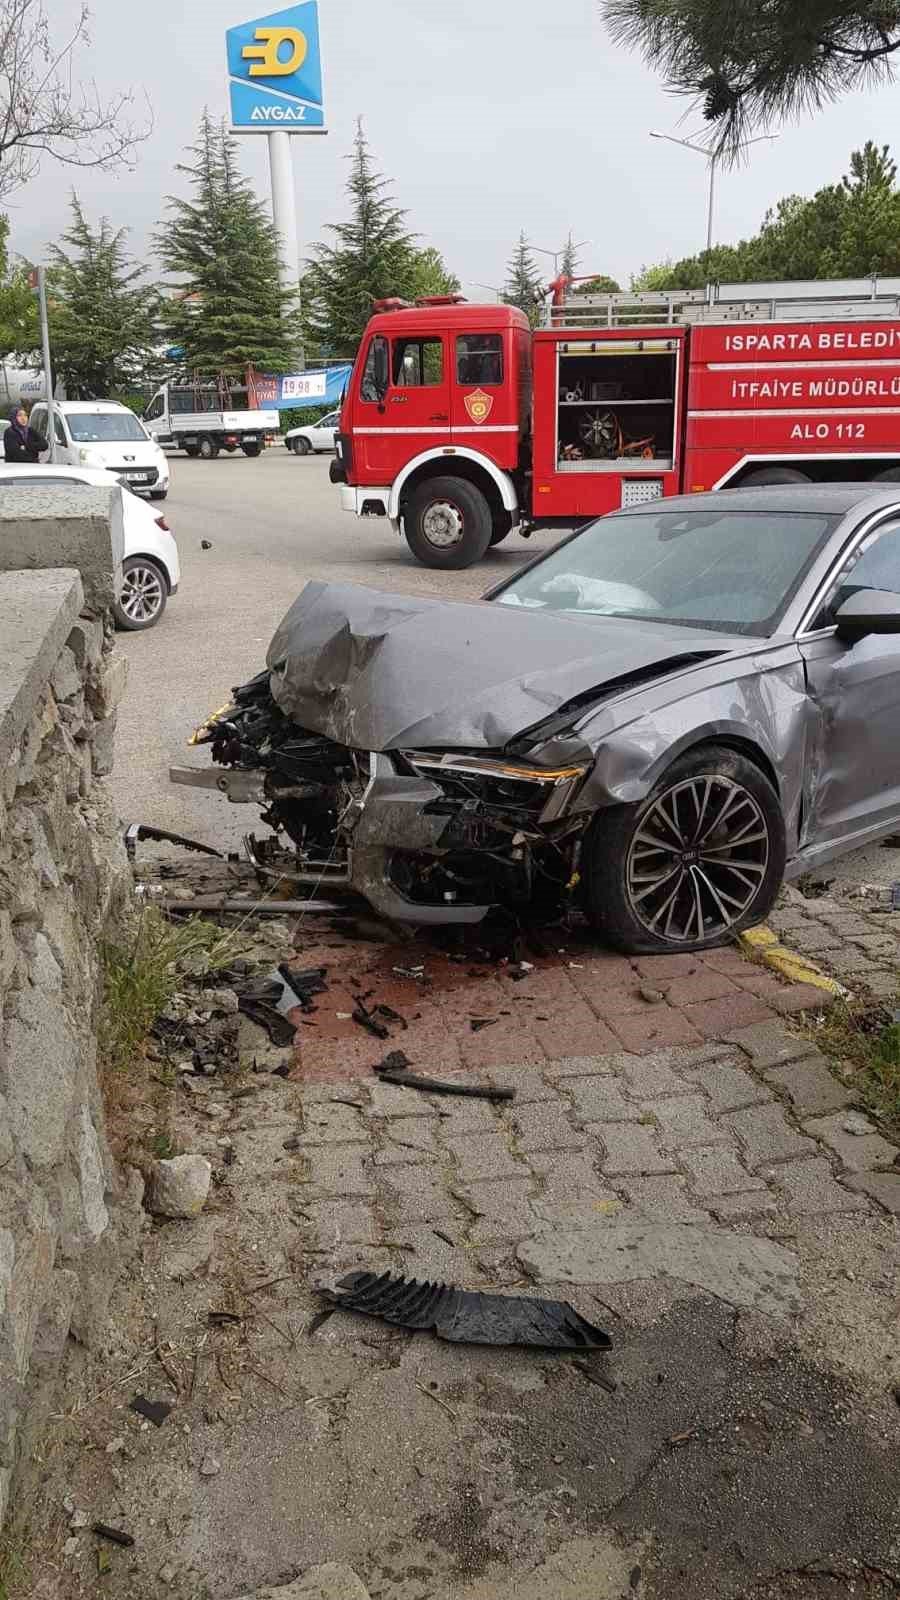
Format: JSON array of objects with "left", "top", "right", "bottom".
[{"left": 0, "top": 488, "right": 138, "bottom": 1526}]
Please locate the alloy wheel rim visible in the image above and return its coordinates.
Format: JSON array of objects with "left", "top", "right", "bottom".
[
  {"left": 626, "top": 774, "right": 769, "bottom": 943},
  {"left": 422, "top": 500, "right": 464, "bottom": 548},
  {"left": 120, "top": 565, "right": 163, "bottom": 624}
]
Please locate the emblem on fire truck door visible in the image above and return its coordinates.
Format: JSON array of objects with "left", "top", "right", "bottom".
[{"left": 463, "top": 389, "right": 494, "bottom": 424}]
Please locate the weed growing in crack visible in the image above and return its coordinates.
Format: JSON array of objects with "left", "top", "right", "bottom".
[{"left": 810, "top": 996, "right": 900, "bottom": 1134}]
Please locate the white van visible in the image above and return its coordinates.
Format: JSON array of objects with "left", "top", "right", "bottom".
[{"left": 29, "top": 400, "right": 170, "bottom": 500}]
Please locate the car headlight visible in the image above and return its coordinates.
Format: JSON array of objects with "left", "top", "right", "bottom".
[
  {"left": 405, "top": 751, "right": 589, "bottom": 823},
  {"left": 78, "top": 448, "right": 91, "bottom": 463}
]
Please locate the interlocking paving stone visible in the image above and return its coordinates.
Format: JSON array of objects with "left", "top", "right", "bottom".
[
  {"left": 462, "top": 1178, "right": 539, "bottom": 1244},
  {"left": 372, "top": 1118, "right": 441, "bottom": 1166},
  {"left": 709, "top": 1192, "right": 777, "bottom": 1221},
  {"left": 844, "top": 1171, "right": 900, "bottom": 1213},
  {"left": 681, "top": 1146, "right": 766, "bottom": 1197},
  {"left": 299, "top": 1103, "right": 369, "bottom": 1145},
  {"left": 529, "top": 1151, "right": 622, "bottom": 1228},
  {"left": 594, "top": 1122, "right": 676, "bottom": 1177},
  {"left": 431, "top": 1098, "right": 503, "bottom": 1134},
  {"left": 618, "top": 1175, "right": 708, "bottom": 1222},
  {"left": 544, "top": 1055, "right": 619, "bottom": 1079},
  {"left": 445, "top": 1133, "right": 524, "bottom": 1183},
  {"left": 772, "top": 1158, "right": 869, "bottom": 1215},
  {"left": 765, "top": 1057, "right": 852, "bottom": 1116},
  {"left": 723, "top": 1104, "right": 816, "bottom": 1169},
  {"left": 486, "top": 1066, "right": 558, "bottom": 1103},
  {"left": 683, "top": 1061, "right": 773, "bottom": 1114},
  {"left": 802, "top": 1114, "right": 897, "bottom": 1173},
  {"left": 297, "top": 1201, "right": 380, "bottom": 1247},
  {"left": 609, "top": 1006, "right": 704, "bottom": 1055},
  {"left": 303, "top": 1146, "right": 376, "bottom": 1197},
  {"left": 511, "top": 1102, "right": 585, "bottom": 1152},
  {"left": 618, "top": 1052, "right": 696, "bottom": 1099},
  {"left": 645, "top": 1094, "right": 728, "bottom": 1149},
  {"left": 725, "top": 1021, "right": 813, "bottom": 1071},
  {"left": 381, "top": 1164, "right": 464, "bottom": 1223},
  {"left": 370, "top": 1082, "right": 437, "bottom": 1119},
  {"left": 562, "top": 1076, "right": 641, "bottom": 1123}
]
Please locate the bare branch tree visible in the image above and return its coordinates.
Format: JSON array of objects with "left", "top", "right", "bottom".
[
  {"left": 600, "top": 1, "right": 900, "bottom": 163},
  {"left": 0, "top": 0, "right": 150, "bottom": 201}
]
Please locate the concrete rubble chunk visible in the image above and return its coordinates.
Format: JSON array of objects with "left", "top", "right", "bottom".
[
  {"left": 518, "top": 1219, "right": 801, "bottom": 1314},
  {"left": 147, "top": 1155, "right": 212, "bottom": 1219},
  {"left": 235, "top": 1565, "right": 372, "bottom": 1600}
]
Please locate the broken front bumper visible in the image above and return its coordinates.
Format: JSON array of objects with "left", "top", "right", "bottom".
[{"left": 170, "top": 755, "right": 492, "bottom": 925}]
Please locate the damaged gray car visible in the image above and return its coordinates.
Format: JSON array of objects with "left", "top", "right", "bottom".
[{"left": 173, "top": 486, "right": 900, "bottom": 954}]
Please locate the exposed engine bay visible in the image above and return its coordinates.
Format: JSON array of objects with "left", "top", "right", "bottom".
[{"left": 180, "top": 668, "right": 592, "bottom": 926}]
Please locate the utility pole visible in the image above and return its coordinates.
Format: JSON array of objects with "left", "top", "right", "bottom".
[
  {"left": 649, "top": 131, "right": 778, "bottom": 256},
  {"left": 30, "top": 266, "right": 56, "bottom": 462}
]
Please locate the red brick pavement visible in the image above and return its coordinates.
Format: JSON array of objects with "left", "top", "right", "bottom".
[{"left": 282, "top": 921, "right": 833, "bottom": 1084}]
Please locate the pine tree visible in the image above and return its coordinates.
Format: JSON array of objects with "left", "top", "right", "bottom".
[
  {"left": 47, "top": 195, "right": 159, "bottom": 397},
  {"left": 503, "top": 234, "right": 542, "bottom": 324},
  {"left": 157, "top": 112, "right": 295, "bottom": 376},
  {"left": 302, "top": 120, "right": 458, "bottom": 358},
  {"left": 0, "top": 216, "right": 38, "bottom": 359}
]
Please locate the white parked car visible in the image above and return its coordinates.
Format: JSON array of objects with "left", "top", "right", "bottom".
[
  {"left": 284, "top": 410, "right": 340, "bottom": 455},
  {"left": 0, "top": 464, "right": 180, "bottom": 631},
  {"left": 28, "top": 400, "right": 170, "bottom": 500}
]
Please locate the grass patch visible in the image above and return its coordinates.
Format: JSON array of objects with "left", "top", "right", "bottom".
[
  {"left": 100, "top": 906, "right": 241, "bottom": 1075},
  {"left": 810, "top": 995, "right": 900, "bottom": 1135}
]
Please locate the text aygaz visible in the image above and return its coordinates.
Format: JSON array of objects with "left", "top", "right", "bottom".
[{"left": 249, "top": 104, "right": 307, "bottom": 122}]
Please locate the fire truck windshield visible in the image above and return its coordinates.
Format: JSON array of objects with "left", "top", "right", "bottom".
[{"left": 496, "top": 508, "right": 838, "bottom": 638}]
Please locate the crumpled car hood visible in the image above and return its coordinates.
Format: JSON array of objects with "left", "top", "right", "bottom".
[{"left": 266, "top": 581, "right": 739, "bottom": 752}]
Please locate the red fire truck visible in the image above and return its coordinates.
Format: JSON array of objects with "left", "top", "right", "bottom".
[{"left": 330, "top": 275, "right": 900, "bottom": 568}]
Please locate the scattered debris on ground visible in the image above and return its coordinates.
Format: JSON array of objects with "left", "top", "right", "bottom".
[{"left": 325, "top": 1272, "right": 613, "bottom": 1350}]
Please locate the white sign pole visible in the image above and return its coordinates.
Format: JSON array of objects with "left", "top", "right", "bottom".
[{"left": 267, "top": 129, "right": 302, "bottom": 365}]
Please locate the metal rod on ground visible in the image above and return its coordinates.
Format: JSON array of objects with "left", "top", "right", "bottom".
[
  {"left": 36, "top": 267, "right": 56, "bottom": 463},
  {"left": 142, "top": 895, "right": 348, "bottom": 916}
]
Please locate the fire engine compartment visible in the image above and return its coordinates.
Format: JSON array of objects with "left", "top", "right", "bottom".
[{"left": 555, "top": 338, "right": 679, "bottom": 472}]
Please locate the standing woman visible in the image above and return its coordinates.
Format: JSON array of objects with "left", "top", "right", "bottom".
[{"left": 4, "top": 406, "right": 47, "bottom": 463}]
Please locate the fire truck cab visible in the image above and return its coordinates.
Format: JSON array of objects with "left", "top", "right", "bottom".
[{"left": 333, "top": 276, "right": 900, "bottom": 569}]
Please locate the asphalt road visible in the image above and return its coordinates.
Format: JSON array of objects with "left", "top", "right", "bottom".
[{"left": 111, "top": 447, "right": 546, "bottom": 850}]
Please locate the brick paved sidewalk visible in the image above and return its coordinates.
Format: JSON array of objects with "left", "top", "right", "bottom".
[
  {"left": 768, "top": 884, "right": 900, "bottom": 998},
  {"left": 288, "top": 1021, "right": 900, "bottom": 1287},
  {"left": 286, "top": 925, "right": 836, "bottom": 1083}
]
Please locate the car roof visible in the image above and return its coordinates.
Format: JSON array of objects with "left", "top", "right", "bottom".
[
  {"left": 615, "top": 484, "right": 900, "bottom": 517},
  {"left": 49, "top": 400, "right": 136, "bottom": 413}
]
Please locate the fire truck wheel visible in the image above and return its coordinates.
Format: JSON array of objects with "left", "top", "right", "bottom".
[
  {"left": 490, "top": 510, "right": 513, "bottom": 546},
  {"left": 738, "top": 466, "right": 808, "bottom": 486},
  {"left": 583, "top": 744, "right": 785, "bottom": 955},
  {"left": 871, "top": 466, "right": 900, "bottom": 482},
  {"left": 405, "top": 477, "right": 493, "bottom": 569}
]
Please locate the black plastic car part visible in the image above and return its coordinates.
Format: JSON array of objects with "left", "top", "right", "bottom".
[{"left": 326, "top": 1271, "right": 612, "bottom": 1350}]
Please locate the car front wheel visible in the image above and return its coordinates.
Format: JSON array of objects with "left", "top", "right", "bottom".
[
  {"left": 293, "top": 437, "right": 311, "bottom": 456},
  {"left": 404, "top": 476, "right": 493, "bottom": 569},
  {"left": 114, "top": 556, "right": 168, "bottom": 631},
  {"left": 584, "top": 744, "right": 785, "bottom": 954}
]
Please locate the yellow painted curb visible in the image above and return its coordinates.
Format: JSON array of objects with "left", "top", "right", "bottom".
[{"left": 739, "top": 925, "right": 846, "bottom": 996}]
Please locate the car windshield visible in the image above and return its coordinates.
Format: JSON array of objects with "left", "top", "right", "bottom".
[
  {"left": 66, "top": 412, "right": 148, "bottom": 443},
  {"left": 496, "top": 508, "right": 839, "bottom": 636}
]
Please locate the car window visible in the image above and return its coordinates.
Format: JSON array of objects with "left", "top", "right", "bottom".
[
  {"left": 392, "top": 338, "right": 444, "bottom": 387},
  {"left": 319, "top": 413, "right": 338, "bottom": 427},
  {"left": 457, "top": 334, "right": 503, "bottom": 386},
  {"left": 496, "top": 508, "right": 839, "bottom": 637},
  {"left": 53, "top": 413, "right": 67, "bottom": 446},
  {"left": 29, "top": 407, "right": 46, "bottom": 435},
  {"left": 811, "top": 521, "right": 900, "bottom": 629},
  {"left": 65, "top": 412, "right": 148, "bottom": 443},
  {"left": 360, "top": 336, "right": 389, "bottom": 403}
]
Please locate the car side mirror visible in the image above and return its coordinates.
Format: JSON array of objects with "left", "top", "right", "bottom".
[{"left": 834, "top": 588, "right": 900, "bottom": 642}]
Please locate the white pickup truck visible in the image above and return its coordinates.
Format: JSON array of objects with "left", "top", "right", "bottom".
[{"left": 142, "top": 380, "right": 278, "bottom": 459}]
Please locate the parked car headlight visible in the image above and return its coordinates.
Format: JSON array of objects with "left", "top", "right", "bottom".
[{"left": 405, "top": 751, "right": 589, "bottom": 824}]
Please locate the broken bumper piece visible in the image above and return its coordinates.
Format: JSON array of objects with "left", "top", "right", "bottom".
[{"left": 326, "top": 1271, "right": 612, "bottom": 1351}]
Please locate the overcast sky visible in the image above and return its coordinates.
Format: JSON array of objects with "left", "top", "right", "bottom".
[{"left": 12, "top": 0, "right": 900, "bottom": 295}]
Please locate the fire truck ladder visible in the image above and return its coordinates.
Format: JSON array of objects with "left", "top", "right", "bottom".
[{"left": 544, "top": 275, "right": 900, "bottom": 328}]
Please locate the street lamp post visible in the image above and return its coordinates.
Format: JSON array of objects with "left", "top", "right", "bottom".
[
  {"left": 649, "top": 131, "right": 778, "bottom": 256},
  {"left": 534, "top": 242, "right": 590, "bottom": 277}
]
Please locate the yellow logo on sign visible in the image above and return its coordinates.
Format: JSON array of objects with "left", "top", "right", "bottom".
[{"left": 242, "top": 25, "right": 308, "bottom": 77}]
